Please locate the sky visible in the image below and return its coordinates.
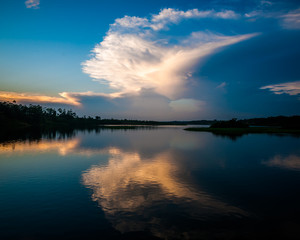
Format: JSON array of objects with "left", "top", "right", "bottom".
[{"left": 0, "top": 0, "right": 300, "bottom": 120}]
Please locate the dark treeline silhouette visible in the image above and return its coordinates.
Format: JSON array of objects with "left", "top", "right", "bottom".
[
  {"left": 0, "top": 101, "right": 183, "bottom": 130},
  {"left": 186, "top": 117, "right": 300, "bottom": 141},
  {"left": 241, "top": 116, "right": 300, "bottom": 129},
  {"left": 210, "top": 117, "right": 300, "bottom": 129},
  {"left": 0, "top": 101, "right": 217, "bottom": 129},
  {"left": 210, "top": 118, "right": 249, "bottom": 128},
  {"left": 0, "top": 101, "right": 101, "bottom": 130},
  {"left": 1, "top": 101, "right": 300, "bottom": 131}
]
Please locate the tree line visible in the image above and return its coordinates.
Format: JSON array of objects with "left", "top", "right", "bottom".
[
  {"left": 1, "top": 101, "right": 299, "bottom": 130},
  {"left": 0, "top": 101, "right": 102, "bottom": 129},
  {"left": 0, "top": 101, "right": 158, "bottom": 129}
]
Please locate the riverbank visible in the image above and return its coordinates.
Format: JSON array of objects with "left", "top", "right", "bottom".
[{"left": 184, "top": 127, "right": 300, "bottom": 134}]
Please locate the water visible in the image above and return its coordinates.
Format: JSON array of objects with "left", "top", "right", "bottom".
[{"left": 0, "top": 127, "right": 300, "bottom": 239}]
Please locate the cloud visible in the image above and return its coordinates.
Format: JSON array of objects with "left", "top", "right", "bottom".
[
  {"left": 260, "top": 0, "right": 273, "bottom": 6},
  {"left": 25, "top": 0, "right": 40, "bottom": 9},
  {"left": 281, "top": 8, "right": 300, "bottom": 29},
  {"left": 260, "top": 81, "right": 300, "bottom": 96},
  {"left": 82, "top": 8, "right": 255, "bottom": 101},
  {"left": 111, "top": 8, "right": 240, "bottom": 32},
  {"left": 0, "top": 91, "right": 80, "bottom": 106},
  {"left": 0, "top": 90, "right": 122, "bottom": 106},
  {"left": 83, "top": 33, "right": 254, "bottom": 100},
  {"left": 262, "top": 155, "right": 300, "bottom": 171},
  {"left": 0, "top": 90, "right": 202, "bottom": 119},
  {"left": 3, "top": 8, "right": 256, "bottom": 119},
  {"left": 244, "top": 0, "right": 274, "bottom": 19},
  {"left": 217, "top": 82, "right": 227, "bottom": 89},
  {"left": 243, "top": 3, "right": 300, "bottom": 30},
  {"left": 79, "top": 8, "right": 258, "bottom": 119},
  {"left": 149, "top": 8, "right": 240, "bottom": 30}
]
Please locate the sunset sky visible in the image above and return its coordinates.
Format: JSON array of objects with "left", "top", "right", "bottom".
[{"left": 0, "top": 0, "right": 300, "bottom": 120}]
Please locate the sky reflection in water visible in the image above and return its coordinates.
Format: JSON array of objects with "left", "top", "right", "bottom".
[{"left": 1, "top": 128, "right": 300, "bottom": 239}]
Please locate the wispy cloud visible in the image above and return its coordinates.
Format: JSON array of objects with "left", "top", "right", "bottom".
[
  {"left": 281, "top": 8, "right": 300, "bottom": 29},
  {"left": 217, "top": 82, "right": 227, "bottom": 89},
  {"left": 260, "top": 81, "right": 300, "bottom": 96},
  {"left": 25, "top": 0, "right": 40, "bottom": 9},
  {"left": 244, "top": 3, "right": 300, "bottom": 30},
  {"left": 0, "top": 91, "right": 79, "bottom": 106},
  {"left": 0, "top": 91, "right": 121, "bottom": 106},
  {"left": 244, "top": 0, "right": 274, "bottom": 19}
]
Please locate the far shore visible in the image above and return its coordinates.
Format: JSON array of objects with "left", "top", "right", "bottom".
[{"left": 184, "top": 127, "right": 300, "bottom": 134}]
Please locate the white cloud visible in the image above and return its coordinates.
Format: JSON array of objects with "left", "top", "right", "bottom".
[
  {"left": 111, "top": 8, "right": 240, "bottom": 32},
  {"left": 150, "top": 8, "right": 239, "bottom": 30},
  {"left": 260, "top": 81, "right": 300, "bottom": 96},
  {"left": 112, "top": 16, "right": 149, "bottom": 29},
  {"left": 281, "top": 8, "right": 300, "bottom": 29},
  {"left": 213, "top": 10, "right": 239, "bottom": 19},
  {"left": 81, "top": 8, "right": 256, "bottom": 119},
  {"left": 82, "top": 8, "right": 254, "bottom": 101},
  {"left": 83, "top": 32, "right": 253, "bottom": 100},
  {"left": 3, "top": 8, "right": 256, "bottom": 119},
  {"left": 25, "top": 0, "right": 40, "bottom": 9}
]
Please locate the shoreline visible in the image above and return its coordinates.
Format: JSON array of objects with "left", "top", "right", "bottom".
[{"left": 184, "top": 127, "right": 300, "bottom": 134}]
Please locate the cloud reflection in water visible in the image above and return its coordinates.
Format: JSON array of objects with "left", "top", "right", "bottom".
[
  {"left": 0, "top": 139, "right": 80, "bottom": 156},
  {"left": 262, "top": 155, "right": 300, "bottom": 171},
  {"left": 82, "top": 147, "right": 247, "bottom": 238}
]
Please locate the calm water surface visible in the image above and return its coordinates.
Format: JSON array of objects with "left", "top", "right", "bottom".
[{"left": 1, "top": 127, "right": 300, "bottom": 239}]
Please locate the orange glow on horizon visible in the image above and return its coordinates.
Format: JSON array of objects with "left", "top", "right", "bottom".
[{"left": 0, "top": 91, "right": 81, "bottom": 106}]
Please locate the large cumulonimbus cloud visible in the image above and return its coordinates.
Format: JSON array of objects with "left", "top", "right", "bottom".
[
  {"left": 82, "top": 8, "right": 255, "bottom": 104},
  {"left": 0, "top": 8, "right": 256, "bottom": 119}
]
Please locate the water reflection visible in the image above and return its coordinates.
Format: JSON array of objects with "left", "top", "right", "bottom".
[
  {"left": 82, "top": 147, "right": 246, "bottom": 239},
  {"left": 0, "top": 138, "right": 79, "bottom": 155},
  {"left": 262, "top": 155, "right": 300, "bottom": 171},
  {"left": 210, "top": 131, "right": 300, "bottom": 141},
  {"left": 2, "top": 128, "right": 300, "bottom": 239},
  {"left": 0, "top": 134, "right": 106, "bottom": 157}
]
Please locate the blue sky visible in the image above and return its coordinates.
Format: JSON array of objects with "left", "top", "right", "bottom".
[{"left": 0, "top": 0, "right": 300, "bottom": 120}]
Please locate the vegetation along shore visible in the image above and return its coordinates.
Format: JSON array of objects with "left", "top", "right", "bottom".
[{"left": 1, "top": 101, "right": 300, "bottom": 135}]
